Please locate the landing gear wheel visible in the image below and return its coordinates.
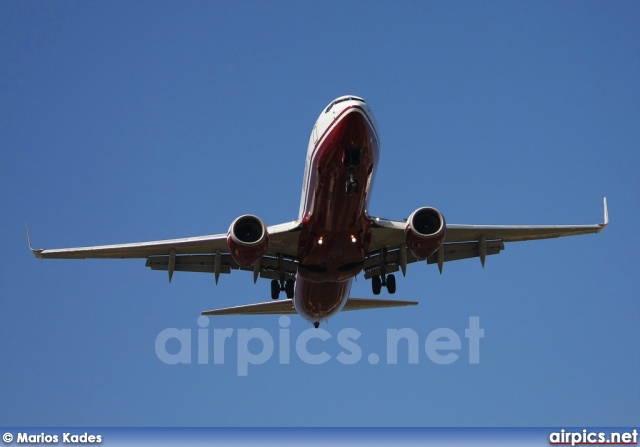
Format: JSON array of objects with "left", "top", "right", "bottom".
[
  {"left": 285, "top": 279, "right": 295, "bottom": 299},
  {"left": 387, "top": 274, "right": 396, "bottom": 294},
  {"left": 372, "top": 275, "right": 382, "bottom": 295},
  {"left": 270, "top": 279, "right": 280, "bottom": 300}
]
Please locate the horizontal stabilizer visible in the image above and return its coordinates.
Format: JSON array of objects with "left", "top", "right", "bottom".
[
  {"left": 201, "top": 297, "right": 418, "bottom": 316},
  {"left": 202, "top": 300, "right": 296, "bottom": 315},
  {"left": 341, "top": 297, "right": 418, "bottom": 311}
]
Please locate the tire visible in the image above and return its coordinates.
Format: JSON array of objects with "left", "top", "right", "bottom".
[
  {"left": 372, "top": 275, "right": 382, "bottom": 295},
  {"left": 387, "top": 274, "right": 396, "bottom": 294},
  {"left": 285, "top": 279, "right": 295, "bottom": 299},
  {"left": 271, "top": 279, "right": 280, "bottom": 300}
]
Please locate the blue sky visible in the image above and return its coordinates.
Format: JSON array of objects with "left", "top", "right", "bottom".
[{"left": 1, "top": 1, "right": 638, "bottom": 427}]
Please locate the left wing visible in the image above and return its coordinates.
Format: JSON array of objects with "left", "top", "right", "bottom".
[
  {"left": 28, "top": 220, "right": 303, "bottom": 283},
  {"left": 364, "top": 198, "right": 608, "bottom": 277}
]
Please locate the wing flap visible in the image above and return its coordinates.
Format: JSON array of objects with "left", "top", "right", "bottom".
[
  {"left": 363, "top": 241, "right": 504, "bottom": 279},
  {"left": 146, "top": 254, "right": 233, "bottom": 275},
  {"left": 145, "top": 254, "right": 298, "bottom": 280},
  {"left": 426, "top": 240, "right": 504, "bottom": 264}
]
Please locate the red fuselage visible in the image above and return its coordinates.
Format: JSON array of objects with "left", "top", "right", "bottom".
[{"left": 293, "top": 98, "right": 380, "bottom": 324}]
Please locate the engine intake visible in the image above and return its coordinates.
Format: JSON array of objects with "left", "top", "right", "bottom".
[
  {"left": 405, "top": 207, "right": 446, "bottom": 260},
  {"left": 227, "top": 215, "right": 269, "bottom": 268}
]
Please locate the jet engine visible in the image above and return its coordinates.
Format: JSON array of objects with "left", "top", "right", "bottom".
[
  {"left": 227, "top": 215, "right": 269, "bottom": 268},
  {"left": 405, "top": 207, "right": 446, "bottom": 260}
]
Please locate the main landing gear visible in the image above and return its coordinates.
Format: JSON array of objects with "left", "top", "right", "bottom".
[
  {"left": 371, "top": 273, "right": 396, "bottom": 295},
  {"left": 271, "top": 279, "right": 295, "bottom": 300}
]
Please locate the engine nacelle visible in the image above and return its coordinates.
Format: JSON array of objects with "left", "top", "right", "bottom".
[
  {"left": 405, "top": 207, "right": 446, "bottom": 260},
  {"left": 227, "top": 215, "right": 269, "bottom": 268}
]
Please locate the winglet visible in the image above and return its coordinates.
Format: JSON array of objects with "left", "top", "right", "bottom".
[
  {"left": 25, "top": 224, "right": 43, "bottom": 258},
  {"left": 600, "top": 197, "right": 609, "bottom": 229}
]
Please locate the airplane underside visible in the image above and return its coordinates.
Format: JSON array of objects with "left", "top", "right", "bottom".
[{"left": 29, "top": 95, "right": 608, "bottom": 327}]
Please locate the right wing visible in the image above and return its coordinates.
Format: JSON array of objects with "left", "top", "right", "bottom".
[
  {"left": 28, "top": 220, "right": 303, "bottom": 283},
  {"left": 30, "top": 232, "right": 229, "bottom": 259}
]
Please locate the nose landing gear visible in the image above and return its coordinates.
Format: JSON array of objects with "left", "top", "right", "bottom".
[
  {"left": 344, "top": 148, "right": 362, "bottom": 195},
  {"left": 346, "top": 173, "right": 359, "bottom": 195}
]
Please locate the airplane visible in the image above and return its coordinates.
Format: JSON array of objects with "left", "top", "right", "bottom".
[{"left": 28, "top": 95, "right": 609, "bottom": 328}]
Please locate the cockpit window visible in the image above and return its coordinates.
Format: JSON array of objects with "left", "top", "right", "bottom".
[{"left": 325, "top": 96, "right": 365, "bottom": 113}]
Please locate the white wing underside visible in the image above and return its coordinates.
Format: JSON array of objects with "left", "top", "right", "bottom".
[
  {"left": 29, "top": 220, "right": 303, "bottom": 283},
  {"left": 364, "top": 198, "right": 608, "bottom": 278},
  {"left": 30, "top": 220, "right": 302, "bottom": 259},
  {"left": 29, "top": 199, "right": 608, "bottom": 283}
]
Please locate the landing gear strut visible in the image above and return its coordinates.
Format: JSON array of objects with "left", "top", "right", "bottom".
[{"left": 346, "top": 173, "right": 359, "bottom": 194}]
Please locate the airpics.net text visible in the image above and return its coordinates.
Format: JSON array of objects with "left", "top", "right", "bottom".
[{"left": 155, "top": 316, "right": 484, "bottom": 376}]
